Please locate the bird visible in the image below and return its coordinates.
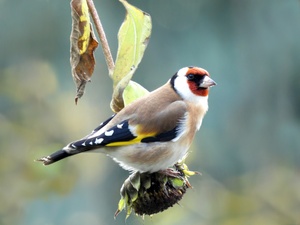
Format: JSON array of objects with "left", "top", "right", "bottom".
[{"left": 37, "top": 66, "right": 216, "bottom": 173}]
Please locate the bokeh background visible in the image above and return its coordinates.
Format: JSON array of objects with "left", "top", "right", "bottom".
[{"left": 1, "top": 0, "right": 300, "bottom": 224}]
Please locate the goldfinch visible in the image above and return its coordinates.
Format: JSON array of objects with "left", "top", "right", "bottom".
[{"left": 37, "top": 67, "right": 216, "bottom": 173}]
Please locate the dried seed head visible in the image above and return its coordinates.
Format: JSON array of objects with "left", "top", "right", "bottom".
[
  {"left": 132, "top": 173, "right": 188, "bottom": 215},
  {"left": 115, "top": 163, "right": 199, "bottom": 218}
]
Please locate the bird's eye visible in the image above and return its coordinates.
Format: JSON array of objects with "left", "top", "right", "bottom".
[{"left": 187, "top": 74, "right": 195, "bottom": 80}]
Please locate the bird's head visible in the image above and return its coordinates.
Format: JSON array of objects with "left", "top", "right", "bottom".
[{"left": 170, "top": 66, "right": 216, "bottom": 101}]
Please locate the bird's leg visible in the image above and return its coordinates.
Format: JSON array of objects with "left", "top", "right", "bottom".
[{"left": 158, "top": 167, "right": 182, "bottom": 178}]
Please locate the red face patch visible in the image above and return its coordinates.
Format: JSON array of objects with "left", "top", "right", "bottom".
[
  {"left": 187, "top": 81, "right": 209, "bottom": 96},
  {"left": 186, "top": 67, "right": 210, "bottom": 97}
]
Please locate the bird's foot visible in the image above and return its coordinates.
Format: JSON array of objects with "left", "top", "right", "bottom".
[{"left": 159, "top": 168, "right": 182, "bottom": 178}]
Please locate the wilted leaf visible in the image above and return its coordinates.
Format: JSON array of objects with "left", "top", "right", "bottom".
[
  {"left": 70, "top": 0, "right": 98, "bottom": 104},
  {"left": 110, "top": 0, "right": 152, "bottom": 112}
]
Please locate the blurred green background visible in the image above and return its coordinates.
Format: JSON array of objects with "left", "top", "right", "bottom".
[{"left": 1, "top": 0, "right": 300, "bottom": 224}]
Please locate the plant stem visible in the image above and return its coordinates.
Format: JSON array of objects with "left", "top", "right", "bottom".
[{"left": 87, "top": 0, "right": 115, "bottom": 76}]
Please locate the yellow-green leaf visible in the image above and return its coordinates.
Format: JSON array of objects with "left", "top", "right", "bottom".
[
  {"left": 123, "top": 81, "right": 149, "bottom": 106},
  {"left": 110, "top": 0, "right": 152, "bottom": 112},
  {"left": 169, "top": 177, "right": 185, "bottom": 188},
  {"left": 70, "top": 0, "right": 98, "bottom": 104}
]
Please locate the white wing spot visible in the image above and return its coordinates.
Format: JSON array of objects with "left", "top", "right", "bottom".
[
  {"left": 89, "top": 141, "right": 93, "bottom": 145},
  {"left": 82, "top": 142, "right": 86, "bottom": 146},
  {"left": 117, "top": 123, "right": 124, "bottom": 129},
  {"left": 105, "top": 130, "right": 114, "bottom": 136},
  {"left": 95, "top": 138, "right": 104, "bottom": 144}
]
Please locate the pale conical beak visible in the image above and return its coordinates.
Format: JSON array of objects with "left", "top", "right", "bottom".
[{"left": 199, "top": 76, "right": 217, "bottom": 88}]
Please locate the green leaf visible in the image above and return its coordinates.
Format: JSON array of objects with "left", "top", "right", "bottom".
[
  {"left": 169, "top": 177, "right": 185, "bottom": 188},
  {"left": 123, "top": 81, "right": 149, "bottom": 106},
  {"left": 110, "top": 0, "right": 152, "bottom": 112}
]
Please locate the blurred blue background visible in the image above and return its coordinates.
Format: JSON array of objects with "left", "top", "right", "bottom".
[{"left": 1, "top": 0, "right": 300, "bottom": 224}]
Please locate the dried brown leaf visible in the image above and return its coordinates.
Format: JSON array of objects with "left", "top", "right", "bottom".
[{"left": 70, "top": 0, "right": 98, "bottom": 104}]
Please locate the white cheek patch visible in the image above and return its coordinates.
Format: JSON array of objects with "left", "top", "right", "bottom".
[{"left": 174, "top": 75, "right": 192, "bottom": 100}]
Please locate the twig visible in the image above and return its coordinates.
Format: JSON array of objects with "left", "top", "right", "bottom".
[{"left": 87, "top": 0, "right": 115, "bottom": 76}]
